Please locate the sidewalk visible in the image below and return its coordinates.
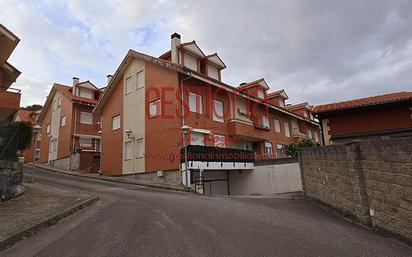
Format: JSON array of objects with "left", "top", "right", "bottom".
[
  {"left": 34, "top": 163, "right": 187, "bottom": 192},
  {"left": 0, "top": 183, "right": 98, "bottom": 251}
]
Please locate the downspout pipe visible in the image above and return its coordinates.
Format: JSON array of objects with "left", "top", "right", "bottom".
[{"left": 181, "top": 72, "right": 192, "bottom": 188}]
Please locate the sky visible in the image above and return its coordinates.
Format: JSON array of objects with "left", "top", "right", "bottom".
[{"left": 1, "top": 0, "right": 412, "bottom": 107}]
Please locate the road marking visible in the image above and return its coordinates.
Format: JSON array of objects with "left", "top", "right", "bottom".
[{"left": 152, "top": 209, "right": 183, "bottom": 229}]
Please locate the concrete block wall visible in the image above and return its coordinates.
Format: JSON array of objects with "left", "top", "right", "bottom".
[{"left": 299, "top": 137, "right": 412, "bottom": 242}]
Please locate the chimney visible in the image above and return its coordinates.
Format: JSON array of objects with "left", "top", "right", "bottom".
[
  {"left": 171, "top": 32, "right": 181, "bottom": 64},
  {"left": 72, "top": 77, "right": 79, "bottom": 96},
  {"left": 107, "top": 74, "right": 113, "bottom": 85}
]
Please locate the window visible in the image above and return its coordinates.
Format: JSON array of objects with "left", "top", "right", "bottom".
[
  {"left": 190, "top": 131, "right": 204, "bottom": 146},
  {"left": 274, "top": 119, "right": 281, "bottom": 133},
  {"left": 284, "top": 122, "right": 290, "bottom": 137},
  {"left": 257, "top": 89, "right": 265, "bottom": 99},
  {"left": 137, "top": 71, "right": 144, "bottom": 89},
  {"left": 125, "top": 76, "right": 133, "bottom": 94},
  {"left": 278, "top": 99, "right": 284, "bottom": 107},
  {"left": 136, "top": 138, "right": 144, "bottom": 158},
  {"left": 80, "top": 112, "right": 93, "bottom": 125},
  {"left": 184, "top": 53, "right": 198, "bottom": 71},
  {"left": 214, "top": 134, "right": 226, "bottom": 148},
  {"left": 112, "top": 115, "right": 120, "bottom": 130},
  {"left": 308, "top": 130, "right": 313, "bottom": 139},
  {"left": 61, "top": 116, "right": 66, "bottom": 127},
  {"left": 264, "top": 142, "right": 272, "bottom": 154},
  {"left": 189, "top": 93, "right": 202, "bottom": 113},
  {"left": 149, "top": 99, "right": 161, "bottom": 117},
  {"left": 79, "top": 88, "right": 93, "bottom": 99},
  {"left": 124, "top": 141, "right": 132, "bottom": 160},
  {"left": 262, "top": 115, "right": 270, "bottom": 129},
  {"left": 212, "top": 100, "right": 224, "bottom": 122},
  {"left": 46, "top": 124, "right": 50, "bottom": 134},
  {"left": 277, "top": 144, "right": 285, "bottom": 158},
  {"left": 80, "top": 137, "right": 92, "bottom": 148},
  {"left": 207, "top": 65, "right": 219, "bottom": 80},
  {"left": 314, "top": 131, "right": 319, "bottom": 142}
]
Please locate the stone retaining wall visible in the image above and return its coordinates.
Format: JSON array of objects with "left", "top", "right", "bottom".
[
  {"left": 0, "top": 160, "right": 24, "bottom": 201},
  {"left": 299, "top": 137, "right": 412, "bottom": 242}
]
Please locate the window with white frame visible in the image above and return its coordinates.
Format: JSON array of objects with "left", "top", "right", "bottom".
[
  {"left": 184, "top": 53, "right": 198, "bottom": 71},
  {"left": 136, "top": 71, "right": 144, "bottom": 89},
  {"left": 274, "top": 119, "right": 281, "bottom": 133},
  {"left": 257, "top": 89, "right": 265, "bottom": 99},
  {"left": 214, "top": 134, "right": 226, "bottom": 148},
  {"left": 264, "top": 142, "right": 272, "bottom": 154},
  {"left": 80, "top": 112, "right": 93, "bottom": 125},
  {"left": 79, "top": 88, "right": 93, "bottom": 99},
  {"left": 124, "top": 141, "right": 132, "bottom": 160},
  {"left": 284, "top": 122, "right": 290, "bottom": 137},
  {"left": 80, "top": 137, "right": 92, "bottom": 148},
  {"left": 212, "top": 100, "right": 224, "bottom": 122},
  {"left": 125, "top": 76, "right": 133, "bottom": 94},
  {"left": 308, "top": 130, "right": 313, "bottom": 139},
  {"left": 262, "top": 114, "right": 270, "bottom": 129},
  {"left": 61, "top": 116, "right": 66, "bottom": 127},
  {"left": 112, "top": 115, "right": 120, "bottom": 130},
  {"left": 46, "top": 124, "right": 50, "bottom": 134},
  {"left": 207, "top": 65, "right": 219, "bottom": 80},
  {"left": 189, "top": 92, "right": 202, "bottom": 113},
  {"left": 136, "top": 138, "right": 144, "bottom": 158},
  {"left": 149, "top": 99, "right": 161, "bottom": 117}
]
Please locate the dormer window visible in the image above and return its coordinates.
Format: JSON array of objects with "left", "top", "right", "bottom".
[
  {"left": 79, "top": 88, "right": 93, "bottom": 99},
  {"left": 207, "top": 65, "right": 219, "bottom": 80},
  {"left": 184, "top": 53, "right": 198, "bottom": 71},
  {"left": 257, "top": 89, "right": 265, "bottom": 99},
  {"left": 279, "top": 99, "right": 285, "bottom": 107}
]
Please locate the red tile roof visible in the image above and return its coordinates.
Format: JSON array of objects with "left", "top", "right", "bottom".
[
  {"left": 54, "top": 84, "right": 98, "bottom": 105},
  {"left": 313, "top": 91, "right": 412, "bottom": 114},
  {"left": 286, "top": 102, "right": 309, "bottom": 111},
  {"left": 17, "top": 109, "right": 35, "bottom": 124}
]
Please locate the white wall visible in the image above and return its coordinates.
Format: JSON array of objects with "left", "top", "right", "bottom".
[{"left": 229, "top": 162, "right": 302, "bottom": 195}]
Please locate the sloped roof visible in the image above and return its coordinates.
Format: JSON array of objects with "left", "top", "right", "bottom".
[
  {"left": 54, "top": 84, "right": 97, "bottom": 104},
  {"left": 17, "top": 109, "right": 35, "bottom": 124},
  {"left": 205, "top": 53, "right": 226, "bottom": 68},
  {"left": 313, "top": 91, "right": 412, "bottom": 114},
  {"left": 267, "top": 89, "right": 289, "bottom": 100},
  {"left": 238, "top": 78, "right": 270, "bottom": 90},
  {"left": 178, "top": 40, "right": 206, "bottom": 58},
  {"left": 286, "top": 102, "right": 310, "bottom": 111}
]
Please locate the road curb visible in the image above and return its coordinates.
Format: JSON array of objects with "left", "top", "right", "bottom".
[
  {"left": 0, "top": 195, "right": 99, "bottom": 252},
  {"left": 32, "top": 164, "right": 188, "bottom": 193}
]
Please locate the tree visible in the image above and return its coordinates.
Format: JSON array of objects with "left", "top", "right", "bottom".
[
  {"left": 285, "top": 138, "right": 319, "bottom": 158},
  {"left": 0, "top": 121, "right": 33, "bottom": 160},
  {"left": 22, "top": 104, "right": 42, "bottom": 111}
]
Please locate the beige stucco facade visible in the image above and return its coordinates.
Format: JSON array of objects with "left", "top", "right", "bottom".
[
  {"left": 49, "top": 90, "right": 62, "bottom": 161},
  {"left": 122, "top": 59, "right": 146, "bottom": 174}
]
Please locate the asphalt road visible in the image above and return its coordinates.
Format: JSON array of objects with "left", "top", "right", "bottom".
[{"left": 2, "top": 167, "right": 411, "bottom": 257}]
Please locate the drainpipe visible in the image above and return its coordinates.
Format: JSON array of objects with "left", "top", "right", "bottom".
[{"left": 181, "top": 72, "right": 192, "bottom": 187}]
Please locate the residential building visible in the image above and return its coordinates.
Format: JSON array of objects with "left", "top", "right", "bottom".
[
  {"left": 0, "top": 24, "right": 21, "bottom": 123},
  {"left": 313, "top": 91, "right": 412, "bottom": 144},
  {"left": 15, "top": 108, "right": 42, "bottom": 162},
  {"left": 94, "top": 33, "right": 320, "bottom": 187},
  {"left": 38, "top": 78, "right": 104, "bottom": 172}
]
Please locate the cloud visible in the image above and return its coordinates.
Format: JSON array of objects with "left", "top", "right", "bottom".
[{"left": 1, "top": 0, "right": 412, "bottom": 107}]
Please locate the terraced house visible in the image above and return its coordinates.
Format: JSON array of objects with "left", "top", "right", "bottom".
[
  {"left": 38, "top": 78, "right": 104, "bottom": 172},
  {"left": 94, "top": 33, "right": 320, "bottom": 187},
  {"left": 0, "top": 23, "right": 21, "bottom": 123}
]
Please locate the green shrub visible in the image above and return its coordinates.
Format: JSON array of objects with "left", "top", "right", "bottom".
[
  {"left": 285, "top": 138, "right": 319, "bottom": 158},
  {"left": 0, "top": 121, "right": 33, "bottom": 160}
]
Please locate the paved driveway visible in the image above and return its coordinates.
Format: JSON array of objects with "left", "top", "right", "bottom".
[{"left": 2, "top": 167, "right": 411, "bottom": 257}]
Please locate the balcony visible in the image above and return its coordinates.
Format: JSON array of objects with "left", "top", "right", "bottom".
[
  {"left": 181, "top": 145, "right": 255, "bottom": 170},
  {"left": 292, "top": 128, "right": 306, "bottom": 142},
  {"left": 0, "top": 87, "right": 21, "bottom": 123},
  {"left": 228, "top": 119, "right": 270, "bottom": 141}
]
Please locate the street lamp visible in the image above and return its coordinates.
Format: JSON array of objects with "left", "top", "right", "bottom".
[
  {"left": 125, "top": 129, "right": 135, "bottom": 178},
  {"left": 181, "top": 125, "right": 191, "bottom": 187},
  {"left": 31, "top": 124, "right": 41, "bottom": 183}
]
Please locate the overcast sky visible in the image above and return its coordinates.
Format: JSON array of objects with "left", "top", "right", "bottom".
[{"left": 2, "top": 0, "right": 412, "bottom": 107}]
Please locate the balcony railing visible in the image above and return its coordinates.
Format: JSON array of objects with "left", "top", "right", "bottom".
[
  {"left": 253, "top": 122, "right": 270, "bottom": 131},
  {"left": 181, "top": 145, "right": 255, "bottom": 170}
]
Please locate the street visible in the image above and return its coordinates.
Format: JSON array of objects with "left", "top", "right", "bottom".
[{"left": 1, "top": 166, "right": 411, "bottom": 257}]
